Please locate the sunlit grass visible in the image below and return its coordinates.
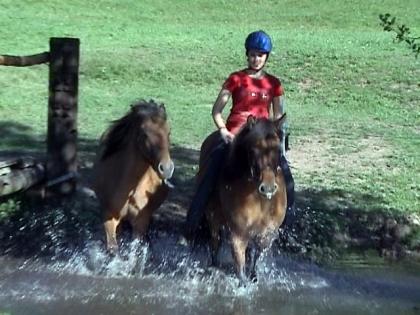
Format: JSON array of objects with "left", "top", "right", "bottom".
[{"left": 0, "top": 0, "right": 419, "bottom": 214}]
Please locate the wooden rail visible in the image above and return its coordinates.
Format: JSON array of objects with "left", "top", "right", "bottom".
[
  {"left": 0, "top": 52, "right": 49, "bottom": 66},
  {"left": 0, "top": 38, "right": 80, "bottom": 197}
]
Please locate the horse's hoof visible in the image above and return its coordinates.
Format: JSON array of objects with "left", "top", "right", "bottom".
[
  {"left": 238, "top": 279, "right": 248, "bottom": 288},
  {"left": 237, "top": 272, "right": 249, "bottom": 287},
  {"left": 210, "top": 257, "right": 219, "bottom": 268},
  {"left": 250, "top": 272, "right": 258, "bottom": 284},
  {"left": 107, "top": 246, "right": 119, "bottom": 257},
  {"left": 183, "top": 227, "right": 196, "bottom": 243},
  {"left": 177, "top": 235, "right": 188, "bottom": 247}
]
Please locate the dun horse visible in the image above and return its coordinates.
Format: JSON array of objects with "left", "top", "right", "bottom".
[
  {"left": 93, "top": 100, "right": 174, "bottom": 254},
  {"left": 199, "top": 115, "right": 287, "bottom": 283}
]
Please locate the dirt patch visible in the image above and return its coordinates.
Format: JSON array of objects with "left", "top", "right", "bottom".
[
  {"left": 390, "top": 82, "right": 419, "bottom": 93},
  {"left": 288, "top": 135, "right": 393, "bottom": 173},
  {"left": 298, "top": 78, "right": 321, "bottom": 93}
]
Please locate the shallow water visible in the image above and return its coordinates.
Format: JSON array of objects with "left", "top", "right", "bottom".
[{"left": 1, "top": 233, "right": 419, "bottom": 315}]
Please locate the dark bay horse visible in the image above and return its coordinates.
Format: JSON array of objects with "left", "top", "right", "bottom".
[
  {"left": 199, "top": 115, "right": 287, "bottom": 283},
  {"left": 93, "top": 100, "right": 174, "bottom": 254}
]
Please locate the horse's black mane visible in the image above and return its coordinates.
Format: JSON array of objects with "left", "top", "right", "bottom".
[
  {"left": 224, "top": 118, "right": 281, "bottom": 181},
  {"left": 99, "top": 99, "right": 166, "bottom": 160}
]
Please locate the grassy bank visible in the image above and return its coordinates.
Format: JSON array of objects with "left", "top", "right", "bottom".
[{"left": 0, "top": 0, "right": 419, "bottom": 223}]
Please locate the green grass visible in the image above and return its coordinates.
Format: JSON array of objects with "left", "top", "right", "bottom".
[{"left": 0, "top": 0, "right": 419, "bottom": 215}]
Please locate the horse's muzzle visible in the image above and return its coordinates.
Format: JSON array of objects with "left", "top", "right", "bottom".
[
  {"left": 158, "top": 160, "right": 174, "bottom": 180},
  {"left": 258, "top": 181, "right": 278, "bottom": 200}
]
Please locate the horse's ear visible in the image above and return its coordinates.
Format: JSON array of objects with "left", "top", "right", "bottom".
[
  {"left": 247, "top": 115, "right": 257, "bottom": 127},
  {"left": 274, "top": 113, "right": 287, "bottom": 132}
]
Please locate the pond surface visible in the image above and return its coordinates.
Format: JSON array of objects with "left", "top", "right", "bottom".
[{"left": 1, "top": 233, "right": 419, "bottom": 315}]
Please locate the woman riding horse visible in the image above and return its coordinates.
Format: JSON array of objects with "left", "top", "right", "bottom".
[{"left": 186, "top": 30, "right": 295, "bottom": 238}]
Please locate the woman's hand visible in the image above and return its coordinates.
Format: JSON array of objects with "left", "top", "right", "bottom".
[{"left": 220, "top": 127, "right": 235, "bottom": 143}]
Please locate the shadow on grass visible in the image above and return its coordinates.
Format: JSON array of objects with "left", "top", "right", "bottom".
[
  {"left": 0, "top": 120, "right": 99, "bottom": 161},
  {"left": 0, "top": 122, "right": 416, "bottom": 261},
  {"left": 0, "top": 121, "right": 45, "bottom": 158},
  {"left": 279, "top": 188, "right": 415, "bottom": 260}
]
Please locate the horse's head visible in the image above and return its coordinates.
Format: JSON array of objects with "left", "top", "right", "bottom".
[
  {"left": 132, "top": 100, "right": 175, "bottom": 180},
  {"left": 231, "top": 114, "right": 286, "bottom": 199},
  {"left": 100, "top": 100, "right": 174, "bottom": 180}
]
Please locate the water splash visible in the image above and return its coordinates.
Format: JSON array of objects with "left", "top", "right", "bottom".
[{"left": 0, "top": 203, "right": 419, "bottom": 315}]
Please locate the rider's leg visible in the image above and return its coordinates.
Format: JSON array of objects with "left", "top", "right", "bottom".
[
  {"left": 185, "top": 139, "right": 228, "bottom": 236},
  {"left": 279, "top": 154, "right": 295, "bottom": 210}
]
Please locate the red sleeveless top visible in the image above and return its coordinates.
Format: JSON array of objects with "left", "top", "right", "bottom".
[{"left": 222, "top": 70, "right": 284, "bottom": 134}]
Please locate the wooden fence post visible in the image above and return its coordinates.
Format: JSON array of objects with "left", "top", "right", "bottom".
[{"left": 46, "top": 37, "right": 80, "bottom": 195}]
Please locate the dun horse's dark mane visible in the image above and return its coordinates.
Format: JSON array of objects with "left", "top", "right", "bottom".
[
  {"left": 224, "top": 118, "right": 280, "bottom": 181},
  {"left": 99, "top": 100, "right": 166, "bottom": 160}
]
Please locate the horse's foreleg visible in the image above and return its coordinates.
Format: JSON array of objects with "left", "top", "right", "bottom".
[
  {"left": 130, "top": 183, "right": 167, "bottom": 239},
  {"left": 129, "top": 205, "right": 155, "bottom": 275},
  {"left": 209, "top": 220, "right": 221, "bottom": 267},
  {"left": 230, "top": 233, "right": 248, "bottom": 284},
  {"left": 131, "top": 206, "right": 153, "bottom": 241},
  {"left": 250, "top": 233, "right": 276, "bottom": 281},
  {"left": 104, "top": 217, "right": 120, "bottom": 255},
  {"left": 205, "top": 207, "right": 221, "bottom": 266},
  {"left": 247, "top": 246, "right": 262, "bottom": 283}
]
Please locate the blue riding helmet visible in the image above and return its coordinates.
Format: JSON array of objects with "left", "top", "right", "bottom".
[{"left": 244, "top": 30, "right": 272, "bottom": 53}]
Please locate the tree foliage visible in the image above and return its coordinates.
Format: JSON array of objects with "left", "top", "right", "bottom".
[{"left": 379, "top": 13, "right": 420, "bottom": 58}]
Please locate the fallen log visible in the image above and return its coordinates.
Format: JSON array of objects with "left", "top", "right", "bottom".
[{"left": 0, "top": 159, "right": 46, "bottom": 197}]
